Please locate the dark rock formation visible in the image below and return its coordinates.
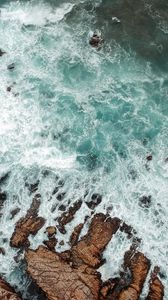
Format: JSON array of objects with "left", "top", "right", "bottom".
[
  {"left": 89, "top": 34, "right": 103, "bottom": 48},
  {"left": 57, "top": 200, "right": 82, "bottom": 234},
  {"left": 10, "top": 196, "right": 45, "bottom": 248},
  {"left": 70, "top": 223, "right": 84, "bottom": 246},
  {"left": 86, "top": 193, "right": 102, "bottom": 210},
  {"left": 146, "top": 267, "right": 164, "bottom": 300},
  {"left": 0, "top": 49, "right": 6, "bottom": 56},
  {"left": 7, "top": 63, "right": 15, "bottom": 70},
  {"left": 0, "top": 277, "right": 22, "bottom": 299}
]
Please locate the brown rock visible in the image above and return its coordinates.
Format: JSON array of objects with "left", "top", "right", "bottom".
[
  {"left": 57, "top": 200, "right": 82, "bottom": 234},
  {"left": 118, "top": 249, "right": 151, "bottom": 300},
  {"left": 0, "top": 277, "right": 22, "bottom": 299},
  {"left": 25, "top": 246, "right": 101, "bottom": 300},
  {"left": 71, "top": 214, "right": 120, "bottom": 268},
  {"left": 43, "top": 237, "right": 57, "bottom": 251},
  {"left": 146, "top": 267, "right": 164, "bottom": 300},
  {"left": 45, "top": 226, "right": 57, "bottom": 237},
  {"left": 10, "top": 196, "right": 45, "bottom": 248},
  {"left": 0, "top": 247, "right": 5, "bottom": 255},
  {"left": 70, "top": 223, "right": 84, "bottom": 246},
  {"left": 10, "top": 207, "right": 21, "bottom": 220}
]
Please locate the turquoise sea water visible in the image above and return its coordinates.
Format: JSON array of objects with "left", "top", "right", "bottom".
[{"left": 0, "top": 0, "right": 168, "bottom": 298}]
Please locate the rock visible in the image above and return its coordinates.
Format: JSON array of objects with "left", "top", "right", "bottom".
[
  {"left": 0, "top": 247, "right": 5, "bottom": 255},
  {"left": 146, "top": 267, "right": 164, "bottom": 300},
  {"left": 70, "top": 223, "right": 84, "bottom": 246},
  {"left": 10, "top": 196, "right": 45, "bottom": 248},
  {"left": 57, "top": 200, "right": 82, "bottom": 234},
  {"left": 25, "top": 246, "right": 101, "bottom": 300},
  {"left": 25, "top": 214, "right": 120, "bottom": 300},
  {"left": 117, "top": 249, "right": 151, "bottom": 300},
  {"left": 58, "top": 204, "right": 66, "bottom": 211},
  {"left": 10, "top": 207, "right": 21, "bottom": 220},
  {"left": 86, "top": 193, "right": 102, "bottom": 210},
  {"left": 43, "top": 237, "right": 57, "bottom": 251},
  {"left": 7, "top": 86, "right": 12, "bottom": 92},
  {"left": 89, "top": 34, "right": 104, "bottom": 48},
  {"left": 7, "top": 63, "right": 15, "bottom": 70},
  {"left": 0, "top": 277, "right": 22, "bottom": 299},
  {"left": 0, "top": 191, "right": 7, "bottom": 210},
  {"left": 71, "top": 214, "right": 121, "bottom": 268},
  {"left": 45, "top": 226, "right": 57, "bottom": 237},
  {"left": 0, "top": 49, "right": 6, "bottom": 56},
  {"left": 25, "top": 181, "right": 39, "bottom": 194},
  {"left": 146, "top": 155, "right": 153, "bottom": 161},
  {"left": 139, "top": 195, "right": 152, "bottom": 208}
]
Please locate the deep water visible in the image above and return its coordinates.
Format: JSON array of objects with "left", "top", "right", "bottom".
[{"left": 0, "top": 0, "right": 168, "bottom": 298}]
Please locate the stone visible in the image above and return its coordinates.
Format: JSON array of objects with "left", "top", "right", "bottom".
[
  {"left": 117, "top": 249, "right": 151, "bottom": 300},
  {"left": 0, "top": 277, "right": 22, "bottom": 299},
  {"left": 25, "top": 246, "right": 101, "bottom": 300},
  {"left": 139, "top": 195, "right": 152, "bottom": 208},
  {"left": 57, "top": 200, "right": 82, "bottom": 234},
  {"left": 43, "top": 237, "right": 57, "bottom": 251},
  {"left": 146, "top": 155, "right": 153, "bottom": 161},
  {"left": 0, "top": 49, "right": 6, "bottom": 56},
  {"left": 86, "top": 193, "right": 102, "bottom": 210},
  {"left": 71, "top": 214, "right": 121, "bottom": 268},
  {"left": 10, "top": 196, "right": 45, "bottom": 248},
  {"left": 89, "top": 34, "right": 104, "bottom": 48},
  {"left": 45, "top": 226, "right": 57, "bottom": 237},
  {"left": 146, "top": 267, "right": 164, "bottom": 300},
  {"left": 0, "top": 247, "right": 5, "bottom": 255},
  {"left": 7, "top": 63, "right": 15, "bottom": 70},
  {"left": 70, "top": 223, "right": 84, "bottom": 246}
]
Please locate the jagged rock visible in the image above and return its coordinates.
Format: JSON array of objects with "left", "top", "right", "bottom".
[
  {"left": 86, "top": 193, "right": 102, "bottom": 210},
  {"left": 0, "top": 277, "right": 21, "bottom": 299},
  {"left": 10, "top": 196, "right": 45, "bottom": 248},
  {"left": 10, "top": 207, "right": 21, "bottom": 220},
  {"left": 25, "top": 214, "right": 121, "bottom": 300},
  {"left": 57, "top": 200, "right": 82, "bottom": 234},
  {"left": 43, "top": 237, "right": 57, "bottom": 251},
  {"left": 45, "top": 226, "right": 57, "bottom": 237},
  {"left": 71, "top": 214, "right": 120, "bottom": 268},
  {"left": 117, "top": 249, "right": 151, "bottom": 300},
  {"left": 89, "top": 34, "right": 103, "bottom": 48},
  {"left": 70, "top": 223, "right": 84, "bottom": 246},
  {"left": 26, "top": 246, "right": 101, "bottom": 300},
  {"left": 0, "top": 247, "right": 5, "bottom": 255},
  {"left": 146, "top": 267, "right": 164, "bottom": 300}
]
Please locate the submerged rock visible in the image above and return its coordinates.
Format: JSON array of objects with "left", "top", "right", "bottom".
[
  {"left": 89, "top": 34, "right": 104, "bottom": 48},
  {"left": 0, "top": 49, "right": 6, "bottom": 56},
  {"left": 146, "top": 267, "right": 164, "bottom": 300},
  {"left": 7, "top": 63, "right": 15, "bottom": 70},
  {"left": 0, "top": 277, "right": 22, "bottom": 299},
  {"left": 10, "top": 196, "right": 45, "bottom": 248}
]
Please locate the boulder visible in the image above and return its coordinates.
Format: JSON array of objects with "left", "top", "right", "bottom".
[
  {"left": 146, "top": 267, "right": 164, "bottom": 300},
  {"left": 10, "top": 196, "right": 45, "bottom": 248},
  {"left": 0, "top": 277, "right": 22, "bottom": 299}
]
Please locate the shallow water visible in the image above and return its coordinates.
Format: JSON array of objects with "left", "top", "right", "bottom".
[{"left": 0, "top": 0, "right": 168, "bottom": 298}]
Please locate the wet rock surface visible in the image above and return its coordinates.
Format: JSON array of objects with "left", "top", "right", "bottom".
[
  {"left": 0, "top": 277, "right": 22, "bottom": 299},
  {"left": 146, "top": 267, "right": 164, "bottom": 300},
  {"left": 10, "top": 196, "right": 45, "bottom": 248},
  {"left": 24, "top": 212, "right": 164, "bottom": 300},
  {"left": 57, "top": 200, "right": 82, "bottom": 234}
]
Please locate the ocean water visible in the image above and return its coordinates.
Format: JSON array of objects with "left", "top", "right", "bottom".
[{"left": 0, "top": 0, "right": 168, "bottom": 298}]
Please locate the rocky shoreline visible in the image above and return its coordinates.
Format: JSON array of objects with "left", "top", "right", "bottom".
[{"left": 0, "top": 194, "right": 165, "bottom": 300}]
